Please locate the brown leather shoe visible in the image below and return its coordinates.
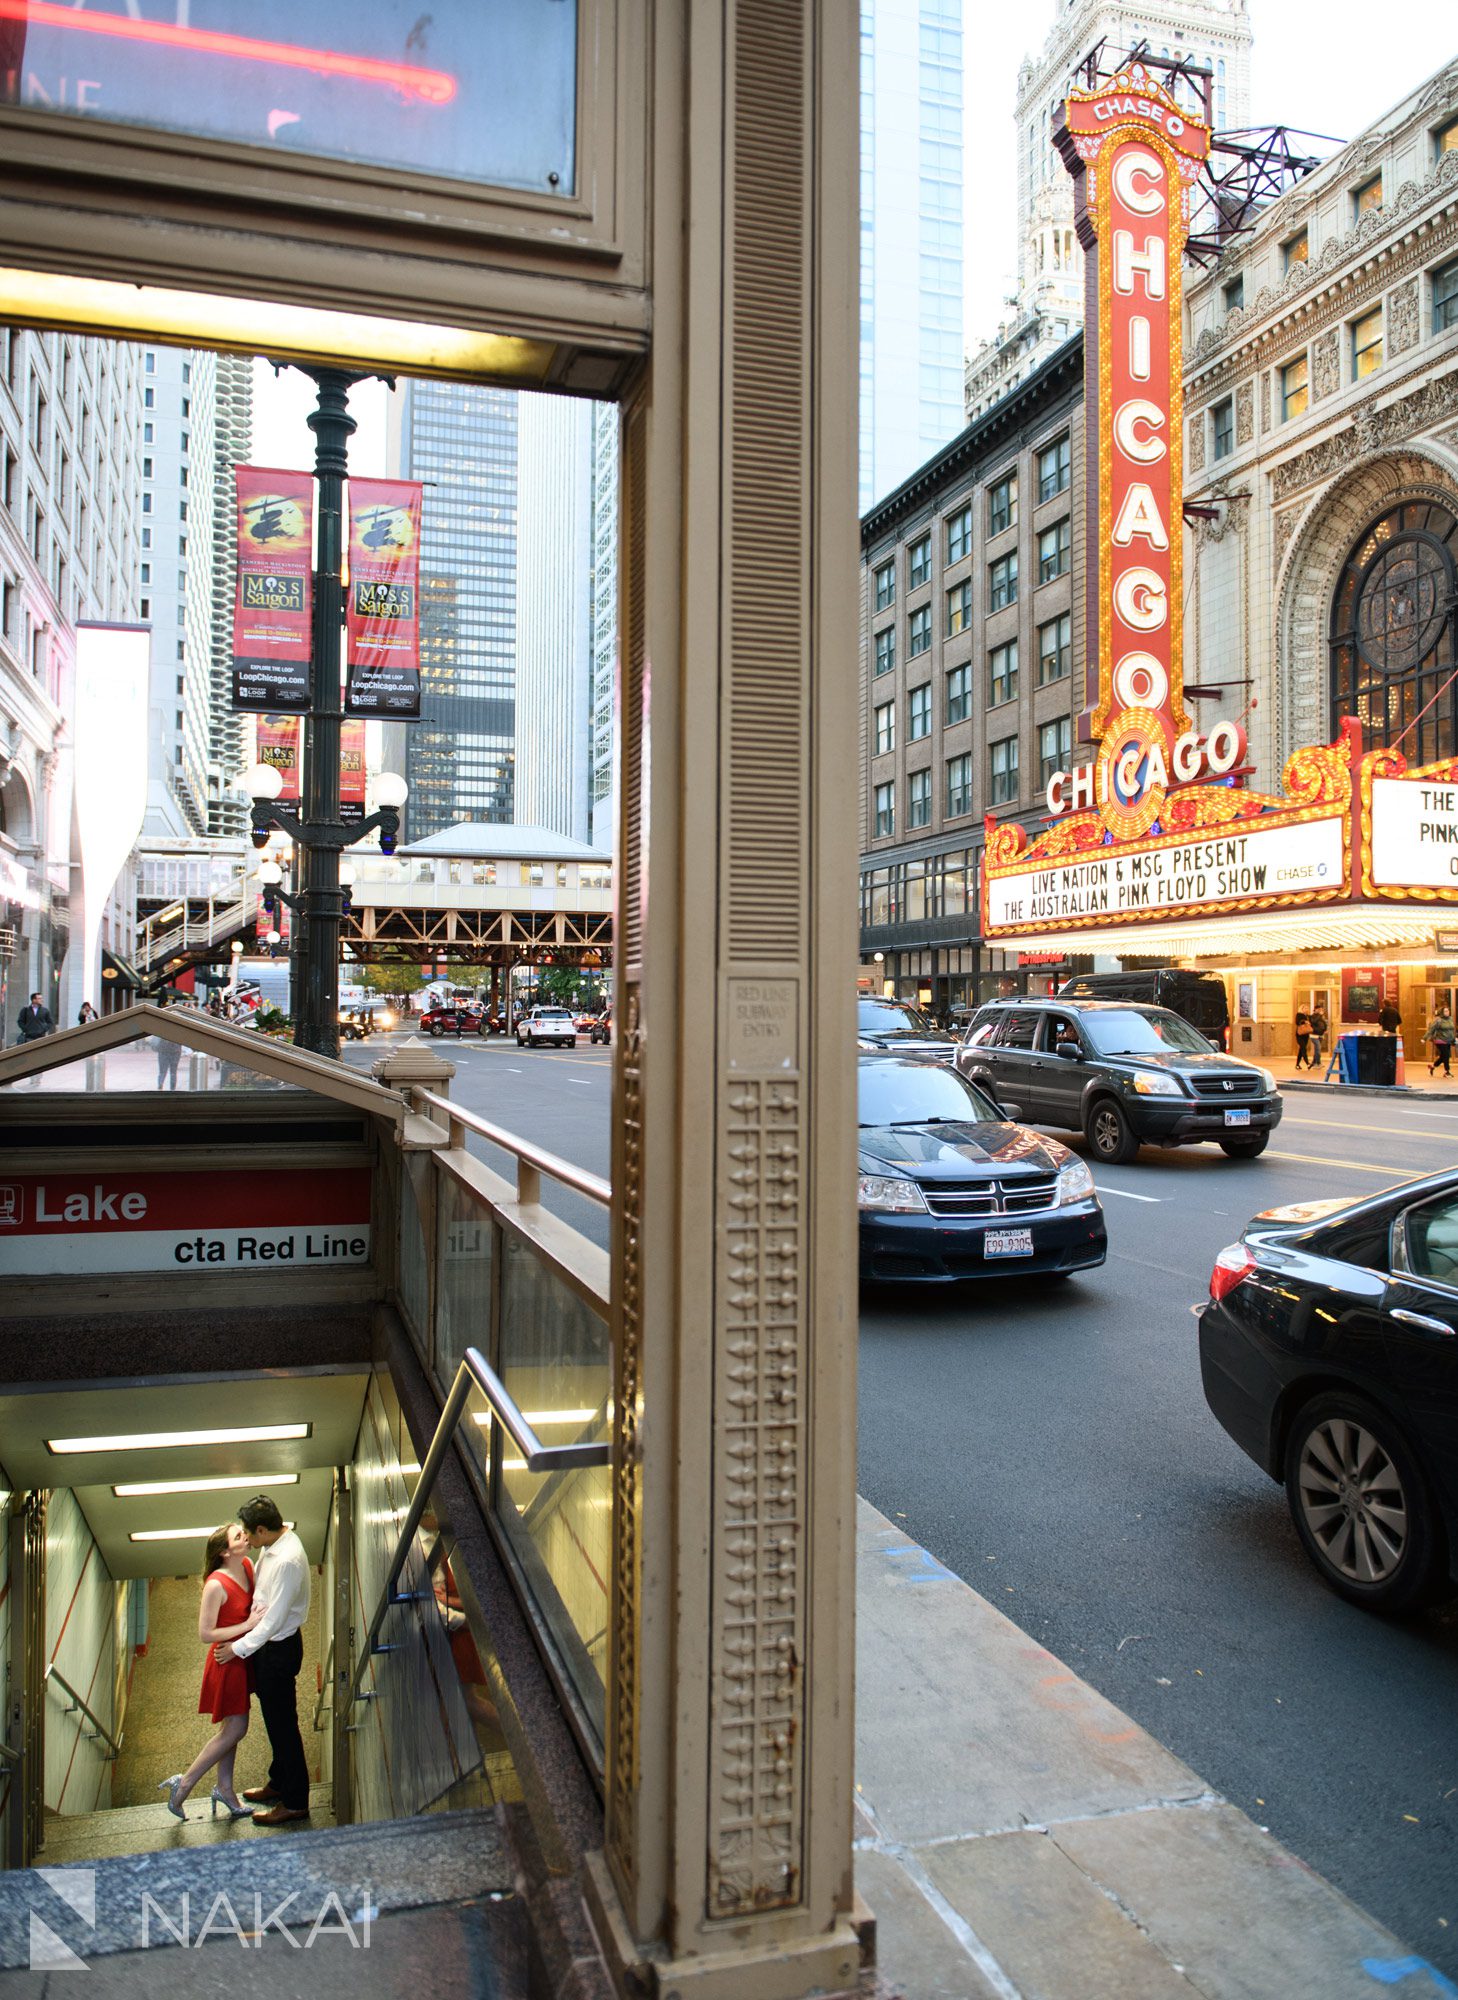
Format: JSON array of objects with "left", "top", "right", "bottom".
[
  {"left": 251, "top": 1804, "right": 310, "bottom": 1826},
  {"left": 242, "top": 1785, "right": 281, "bottom": 1803}
]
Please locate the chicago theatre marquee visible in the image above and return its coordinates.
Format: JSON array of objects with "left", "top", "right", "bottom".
[{"left": 983, "top": 59, "right": 1458, "bottom": 1062}]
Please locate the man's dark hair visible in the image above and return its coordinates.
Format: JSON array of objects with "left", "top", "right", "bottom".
[{"left": 239, "top": 1494, "right": 285, "bottom": 1533}]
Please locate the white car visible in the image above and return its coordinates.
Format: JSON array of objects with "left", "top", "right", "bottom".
[{"left": 516, "top": 1006, "right": 577, "bottom": 1049}]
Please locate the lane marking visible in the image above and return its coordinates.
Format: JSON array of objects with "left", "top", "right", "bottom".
[
  {"left": 1094, "top": 1184, "right": 1160, "bottom": 1203},
  {"left": 1281, "top": 1115, "right": 1458, "bottom": 1142},
  {"left": 1267, "top": 1150, "right": 1408, "bottom": 1176}
]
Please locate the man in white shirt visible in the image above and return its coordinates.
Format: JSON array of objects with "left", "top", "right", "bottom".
[{"left": 215, "top": 1494, "right": 312, "bottom": 1824}]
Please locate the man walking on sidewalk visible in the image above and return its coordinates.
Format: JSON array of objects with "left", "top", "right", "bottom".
[{"left": 215, "top": 1494, "right": 312, "bottom": 1825}]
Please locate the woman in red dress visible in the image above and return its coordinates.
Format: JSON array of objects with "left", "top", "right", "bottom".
[{"left": 158, "top": 1523, "right": 260, "bottom": 1821}]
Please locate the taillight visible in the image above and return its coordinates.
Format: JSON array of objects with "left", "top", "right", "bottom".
[{"left": 1209, "top": 1242, "right": 1256, "bottom": 1304}]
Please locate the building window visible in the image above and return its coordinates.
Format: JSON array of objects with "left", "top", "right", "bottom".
[
  {"left": 143, "top": 421, "right": 153, "bottom": 443},
  {"left": 1212, "top": 397, "right": 1235, "bottom": 461},
  {"left": 946, "top": 663, "right": 971, "bottom": 725},
  {"left": 874, "top": 780, "right": 895, "bottom": 838},
  {"left": 1438, "top": 115, "right": 1458, "bottom": 158},
  {"left": 907, "top": 768, "right": 931, "bottom": 829},
  {"left": 874, "top": 560, "right": 895, "bottom": 611},
  {"left": 875, "top": 626, "right": 895, "bottom": 676},
  {"left": 1037, "top": 517, "right": 1071, "bottom": 583},
  {"left": 1039, "top": 717, "right": 1072, "bottom": 786},
  {"left": 945, "top": 752, "right": 972, "bottom": 819},
  {"left": 1351, "top": 307, "right": 1383, "bottom": 380},
  {"left": 140, "top": 561, "right": 151, "bottom": 583},
  {"left": 1330, "top": 499, "right": 1458, "bottom": 768},
  {"left": 989, "top": 735, "right": 1019, "bottom": 806},
  {"left": 989, "top": 640, "right": 1018, "bottom": 706},
  {"left": 988, "top": 473, "right": 1017, "bottom": 536},
  {"left": 946, "top": 579, "right": 971, "bottom": 634},
  {"left": 1283, "top": 229, "right": 1309, "bottom": 272},
  {"left": 1435, "top": 257, "right": 1458, "bottom": 336},
  {"left": 1038, "top": 613, "right": 1071, "bottom": 684},
  {"left": 1036, "top": 437, "right": 1070, "bottom": 502},
  {"left": 1280, "top": 355, "right": 1309, "bottom": 422},
  {"left": 1222, "top": 274, "right": 1244, "bottom": 314},
  {"left": 908, "top": 533, "right": 932, "bottom": 588},
  {"left": 908, "top": 683, "right": 931, "bottom": 741},
  {"left": 908, "top": 604, "right": 931, "bottom": 658},
  {"left": 874, "top": 700, "right": 895, "bottom": 755},
  {"left": 989, "top": 550, "right": 1018, "bottom": 610},
  {"left": 1352, "top": 174, "right": 1383, "bottom": 219},
  {"left": 142, "top": 455, "right": 152, "bottom": 477},
  {"left": 946, "top": 504, "right": 972, "bottom": 565},
  {"left": 144, "top": 386, "right": 154, "bottom": 408}
]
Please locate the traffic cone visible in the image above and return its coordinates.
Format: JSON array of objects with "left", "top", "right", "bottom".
[{"left": 1396, "top": 1039, "right": 1407, "bottom": 1087}]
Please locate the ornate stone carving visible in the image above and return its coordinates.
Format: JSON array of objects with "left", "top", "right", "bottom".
[
  {"left": 1272, "top": 506, "right": 1300, "bottom": 573},
  {"left": 1236, "top": 382, "right": 1254, "bottom": 447},
  {"left": 1388, "top": 277, "right": 1420, "bottom": 355},
  {"left": 1312, "top": 329, "right": 1340, "bottom": 402},
  {"left": 609, "top": 983, "right": 644, "bottom": 1892},
  {"left": 1259, "top": 370, "right": 1271, "bottom": 437},
  {"left": 1188, "top": 413, "right": 1206, "bottom": 475},
  {"left": 1271, "top": 372, "right": 1458, "bottom": 501},
  {"left": 710, "top": 1075, "right": 804, "bottom": 1916}
]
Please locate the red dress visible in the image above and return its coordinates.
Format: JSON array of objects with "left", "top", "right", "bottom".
[{"left": 197, "top": 1559, "right": 254, "bottom": 1722}]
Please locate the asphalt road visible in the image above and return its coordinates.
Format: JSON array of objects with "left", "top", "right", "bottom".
[{"left": 347, "top": 1034, "right": 1458, "bottom": 1974}]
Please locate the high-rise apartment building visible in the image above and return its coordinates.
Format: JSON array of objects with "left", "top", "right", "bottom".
[
  {"left": 964, "top": 0, "right": 1252, "bottom": 419},
  {"left": 515, "top": 395, "right": 593, "bottom": 844},
  {"left": 858, "top": 0, "right": 967, "bottom": 512},
  {"left": 588, "top": 401, "right": 618, "bottom": 852},
  {"left": 207, "top": 355, "right": 252, "bottom": 837},
  {"left": 0, "top": 327, "right": 144, "bottom": 1019}
]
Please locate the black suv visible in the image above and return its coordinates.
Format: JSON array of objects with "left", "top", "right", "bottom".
[
  {"left": 856, "top": 995, "right": 956, "bottom": 1062},
  {"left": 956, "top": 998, "right": 1282, "bottom": 1165}
]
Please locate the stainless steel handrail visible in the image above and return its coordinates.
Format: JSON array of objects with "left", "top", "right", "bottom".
[
  {"left": 44, "top": 1664, "right": 121, "bottom": 1758},
  {"left": 345, "top": 1345, "right": 610, "bottom": 1720},
  {"left": 0, "top": 1741, "right": 19, "bottom": 1768},
  {"left": 411, "top": 1087, "right": 612, "bottom": 1208},
  {"left": 312, "top": 1634, "right": 335, "bottom": 1731}
]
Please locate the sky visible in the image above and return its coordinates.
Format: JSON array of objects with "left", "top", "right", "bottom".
[
  {"left": 963, "top": 0, "right": 1456, "bottom": 348},
  {"left": 250, "top": 4, "right": 1456, "bottom": 454}
]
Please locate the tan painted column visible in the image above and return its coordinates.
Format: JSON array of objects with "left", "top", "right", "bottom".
[{"left": 586, "top": 3, "right": 863, "bottom": 1995}]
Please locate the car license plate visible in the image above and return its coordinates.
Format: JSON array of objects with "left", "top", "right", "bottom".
[
  {"left": 985, "top": 1228, "right": 1034, "bottom": 1257},
  {"left": 1224, "top": 1108, "right": 1251, "bottom": 1127}
]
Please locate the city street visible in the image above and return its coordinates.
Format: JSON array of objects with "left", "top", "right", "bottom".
[{"left": 356, "top": 1035, "right": 1458, "bottom": 1975}]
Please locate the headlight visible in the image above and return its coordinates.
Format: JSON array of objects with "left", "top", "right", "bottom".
[
  {"left": 378, "top": 1011, "right": 395, "bottom": 1029},
  {"left": 1129, "top": 1069, "right": 1181, "bottom": 1096},
  {"left": 1057, "top": 1159, "right": 1096, "bottom": 1205},
  {"left": 1258, "top": 1068, "right": 1277, "bottom": 1093},
  {"left": 857, "top": 1174, "right": 928, "bottom": 1213}
]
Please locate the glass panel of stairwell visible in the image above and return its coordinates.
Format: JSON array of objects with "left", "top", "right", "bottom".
[{"left": 493, "top": 1233, "right": 612, "bottom": 1745}]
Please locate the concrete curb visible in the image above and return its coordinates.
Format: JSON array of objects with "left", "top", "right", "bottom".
[
  {"left": 1279, "top": 1078, "right": 1458, "bottom": 1102},
  {"left": 853, "top": 1497, "right": 1444, "bottom": 2000}
]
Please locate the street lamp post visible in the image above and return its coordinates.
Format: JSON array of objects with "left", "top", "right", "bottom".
[{"left": 244, "top": 367, "right": 407, "bottom": 1061}]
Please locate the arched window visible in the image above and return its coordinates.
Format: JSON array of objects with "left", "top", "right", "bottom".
[{"left": 1329, "top": 500, "right": 1458, "bottom": 763}]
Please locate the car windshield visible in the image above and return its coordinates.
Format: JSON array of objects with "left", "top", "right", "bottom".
[
  {"left": 858, "top": 1060, "right": 1001, "bottom": 1127},
  {"left": 537, "top": 1009, "right": 572, "bottom": 1020},
  {"left": 1082, "top": 1008, "right": 1215, "bottom": 1056},
  {"left": 858, "top": 999, "right": 939, "bottom": 1037}
]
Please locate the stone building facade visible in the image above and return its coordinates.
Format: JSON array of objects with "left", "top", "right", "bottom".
[
  {"left": 859, "top": 339, "right": 1083, "bottom": 1011},
  {"left": 1183, "top": 60, "right": 1458, "bottom": 786}
]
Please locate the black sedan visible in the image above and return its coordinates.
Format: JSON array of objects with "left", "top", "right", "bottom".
[
  {"left": 858, "top": 1054, "right": 1106, "bottom": 1285},
  {"left": 1198, "top": 1172, "right": 1458, "bottom": 1613}
]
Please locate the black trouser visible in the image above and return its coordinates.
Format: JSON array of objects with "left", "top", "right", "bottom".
[
  {"left": 251, "top": 1631, "right": 308, "bottom": 1808},
  {"left": 1434, "top": 1043, "right": 1453, "bottom": 1076}
]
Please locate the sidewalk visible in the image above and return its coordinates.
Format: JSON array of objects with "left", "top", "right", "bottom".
[
  {"left": 1264, "top": 1050, "right": 1458, "bottom": 1102},
  {"left": 854, "top": 1499, "right": 1447, "bottom": 2000}
]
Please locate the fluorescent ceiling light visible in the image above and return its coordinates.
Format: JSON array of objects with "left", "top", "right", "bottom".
[
  {"left": 113, "top": 1472, "right": 302, "bottom": 1498},
  {"left": 47, "top": 1423, "right": 310, "bottom": 1455},
  {"left": 131, "top": 1523, "right": 295, "bottom": 1543}
]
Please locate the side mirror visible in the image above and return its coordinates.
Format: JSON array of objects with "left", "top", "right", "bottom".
[{"left": 1056, "top": 1040, "right": 1082, "bottom": 1060}]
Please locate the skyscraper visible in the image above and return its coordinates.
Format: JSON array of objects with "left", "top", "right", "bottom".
[
  {"left": 859, "top": 0, "right": 967, "bottom": 512},
  {"left": 587, "top": 401, "right": 618, "bottom": 853},
  {"left": 515, "top": 394, "right": 593, "bottom": 844},
  {"left": 963, "top": 0, "right": 1252, "bottom": 418}
]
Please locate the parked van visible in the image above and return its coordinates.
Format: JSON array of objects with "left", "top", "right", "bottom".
[{"left": 1057, "top": 967, "right": 1229, "bottom": 1039}]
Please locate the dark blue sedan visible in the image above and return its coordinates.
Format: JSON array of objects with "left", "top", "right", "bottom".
[{"left": 858, "top": 1054, "right": 1107, "bottom": 1285}]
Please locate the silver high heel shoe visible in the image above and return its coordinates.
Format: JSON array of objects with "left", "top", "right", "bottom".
[
  {"left": 210, "top": 1786, "right": 252, "bottom": 1821},
  {"left": 158, "top": 1775, "right": 189, "bottom": 1821}
]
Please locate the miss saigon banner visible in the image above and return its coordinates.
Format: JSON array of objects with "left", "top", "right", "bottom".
[
  {"left": 254, "top": 714, "right": 301, "bottom": 802},
  {"left": 345, "top": 479, "right": 423, "bottom": 718},
  {"left": 340, "top": 718, "right": 367, "bottom": 826},
  {"left": 231, "top": 468, "right": 314, "bottom": 712}
]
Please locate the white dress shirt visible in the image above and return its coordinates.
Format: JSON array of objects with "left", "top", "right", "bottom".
[{"left": 232, "top": 1528, "right": 311, "bottom": 1658}]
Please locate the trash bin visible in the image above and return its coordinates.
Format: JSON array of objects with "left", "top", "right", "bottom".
[
  {"left": 1353, "top": 1035, "right": 1398, "bottom": 1086},
  {"left": 1337, "top": 1033, "right": 1359, "bottom": 1083}
]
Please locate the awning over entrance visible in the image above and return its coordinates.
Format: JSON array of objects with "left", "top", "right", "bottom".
[
  {"left": 994, "top": 903, "right": 1445, "bottom": 960},
  {"left": 101, "top": 949, "right": 142, "bottom": 989}
]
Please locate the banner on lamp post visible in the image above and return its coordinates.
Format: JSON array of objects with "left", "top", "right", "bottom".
[
  {"left": 255, "top": 714, "right": 301, "bottom": 803},
  {"left": 341, "top": 718, "right": 367, "bottom": 826},
  {"left": 345, "top": 480, "right": 422, "bottom": 718},
  {"left": 231, "top": 468, "right": 314, "bottom": 713}
]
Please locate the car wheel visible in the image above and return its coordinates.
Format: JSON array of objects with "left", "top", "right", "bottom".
[
  {"left": 1284, "top": 1392, "right": 1446, "bottom": 1614},
  {"left": 569, "top": 1038, "right": 577, "bottom": 1048},
  {"left": 1220, "top": 1134, "right": 1269, "bottom": 1158},
  {"left": 1086, "top": 1097, "right": 1138, "bottom": 1165}
]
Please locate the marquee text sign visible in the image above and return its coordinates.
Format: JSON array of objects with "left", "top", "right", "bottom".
[
  {"left": 1056, "top": 66, "right": 1210, "bottom": 840},
  {"left": 0, "top": 1168, "right": 371, "bottom": 1276}
]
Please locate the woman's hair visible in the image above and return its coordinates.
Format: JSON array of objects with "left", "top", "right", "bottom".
[{"left": 202, "top": 1525, "right": 232, "bottom": 1580}]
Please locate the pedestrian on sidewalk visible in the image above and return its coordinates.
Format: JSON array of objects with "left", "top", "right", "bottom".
[
  {"left": 214, "top": 1495, "right": 312, "bottom": 1826},
  {"left": 1293, "top": 1010, "right": 1313, "bottom": 1068},
  {"left": 15, "top": 991, "right": 53, "bottom": 1043},
  {"left": 156, "top": 1524, "right": 260, "bottom": 1823},
  {"left": 1379, "top": 998, "right": 1402, "bottom": 1036},
  {"left": 1308, "top": 1004, "right": 1328, "bottom": 1068},
  {"left": 1427, "top": 1007, "right": 1456, "bottom": 1076}
]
